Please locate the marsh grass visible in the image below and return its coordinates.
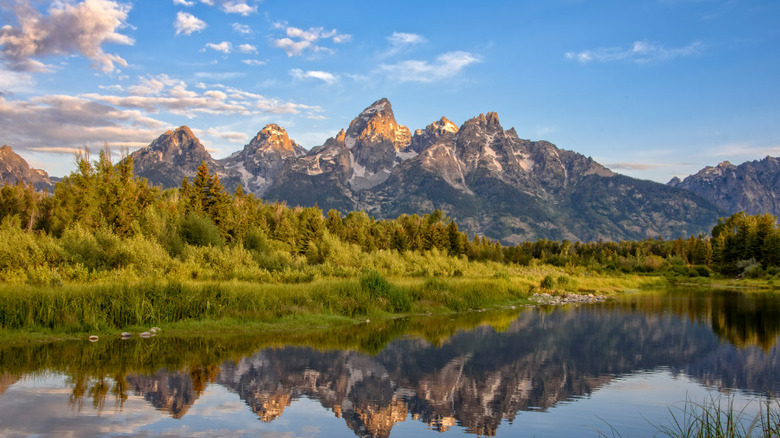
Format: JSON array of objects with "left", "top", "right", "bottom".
[
  {"left": 653, "top": 395, "right": 780, "bottom": 438},
  {"left": 0, "top": 272, "right": 545, "bottom": 335},
  {"left": 0, "top": 246, "right": 656, "bottom": 338},
  {"left": 596, "top": 395, "right": 780, "bottom": 438}
]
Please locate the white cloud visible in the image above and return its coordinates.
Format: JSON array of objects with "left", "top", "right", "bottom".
[
  {"left": 173, "top": 0, "right": 195, "bottom": 6},
  {"left": 333, "top": 34, "right": 352, "bottom": 44},
  {"left": 193, "top": 127, "right": 248, "bottom": 143},
  {"left": 379, "top": 51, "right": 481, "bottom": 82},
  {"left": 82, "top": 74, "right": 322, "bottom": 118},
  {"left": 0, "top": 94, "right": 165, "bottom": 155},
  {"left": 290, "top": 68, "right": 338, "bottom": 85},
  {"left": 238, "top": 44, "right": 257, "bottom": 54},
  {"left": 380, "top": 32, "right": 426, "bottom": 58},
  {"left": 565, "top": 40, "right": 704, "bottom": 64},
  {"left": 388, "top": 32, "right": 426, "bottom": 46},
  {"left": 0, "top": 67, "right": 33, "bottom": 93},
  {"left": 174, "top": 11, "right": 207, "bottom": 36},
  {"left": 0, "top": 0, "right": 134, "bottom": 73},
  {"left": 241, "top": 59, "right": 264, "bottom": 66},
  {"left": 205, "top": 41, "right": 232, "bottom": 53},
  {"left": 221, "top": 1, "right": 257, "bottom": 15},
  {"left": 232, "top": 23, "right": 252, "bottom": 35},
  {"left": 0, "top": 73, "right": 323, "bottom": 161},
  {"left": 272, "top": 25, "right": 351, "bottom": 57}
]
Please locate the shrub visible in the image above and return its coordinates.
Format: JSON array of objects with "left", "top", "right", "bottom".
[
  {"left": 556, "top": 275, "right": 578, "bottom": 291},
  {"left": 179, "top": 213, "right": 225, "bottom": 248},
  {"left": 540, "top": 274, "right": 555, "bottom": 289},
  {"left": 360, "top": 270, "right": 410, "bottom": 312}
]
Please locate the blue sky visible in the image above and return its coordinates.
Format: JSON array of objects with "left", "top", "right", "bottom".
[{"left": 0, "top": 0, "right": 778, "bottom": 182}]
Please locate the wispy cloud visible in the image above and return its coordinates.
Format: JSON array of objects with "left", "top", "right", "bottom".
[
  {"left": 565, "top": 40, "right": 704, "bottom": 64},
  {"left": 0, "top": 0, "right": 134, "bottom": 73},
  {"left": 382, "top": 32, "right": 426, "bottom": 57},
  {"left": 174, "top": 11, "right": 207, "bottom": 36},
  {"left": 83, "top": 74, "right": 322, "bottom": 117},
  {"left": 0, "top": 94, "right": 165, "bottom": 154},
  {"left": 192, "top": 127, "right": 248, "bottom": 143},
  {"left": 205, "top": 41, "right": 233, "bottom": 54},
  {"left": 0, "top": 66, "right": 33, "bottom": 93},
  {"left": 290, "top": 68, "right": 338, "bottom": 85},
  {"left": 272, "top": 23, "right": 351, "bottom": 57},
  {"left": 173, "top": 0, "right": 195, "bottom": 6},
  {"left": 241, "top": 59, "right": 265, "bottom": 66},
  {"left": 238, "top": 44, "right": 257, "bottom": 54},
  {"left": 0, "top": 74, "right": 322, "bottom": 157},
  {"left": 221, "top": 1, "right": 257, "bottom": 15},
  {"left": 379, "top": 51, "right": 481, "bottom": 82},
  {"left": 232, "top": 23, "right": 252, "bottom": 35}
]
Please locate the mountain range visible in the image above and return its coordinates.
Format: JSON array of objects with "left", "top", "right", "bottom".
[
  {"left": 0, "top": 145, "right": 54, "bottom": 192},
  {"left": 668, "top": 157, "right": 780, "bottom": 219},
  {"left": 2, "top": 98, "right": 778, "bottom": 243}
]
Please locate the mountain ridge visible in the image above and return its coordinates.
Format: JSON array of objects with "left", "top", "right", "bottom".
[
  {"left": 668, "top": 156, "right": 780, "bottom": 217},
  {"left": 1, "top": 98, "right": 742, "bottom": 243},
  {"left": 0, "top": 145, "right": 54, "bottom": 191}
]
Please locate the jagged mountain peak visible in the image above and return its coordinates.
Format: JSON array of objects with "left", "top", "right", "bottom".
[
  {"left": 427, "top": 116, "right": 459, "bottom": 135},
  {"left": 345, "top": 98, "right": 410, "bottom": 151},
  {"left": 246, "top": 124, "right": 303, "bottom": 155},
  {"left": 668, "top": 155, "right": 780, "bottom": 217},
  {"left": 0, "top": 144, "right": 54, "bottom": 191},
  {"left": 410, "top": 117, "right": 460, "bottom": 153},
  {"left": 335, "top": 128, "right": 346, "bottom": 143},
  {"left": 346, "top": 98, "right": 396, "bottom": 139},
  {"left": 462, "top": 112, "right": 503, "bottom": 133},
  {"left": 149, "top": 125, "right": 204, "bottom": 153},
  {"left": 131, "top": 125, "right": 222, "bottom": 189},
  {"left": 358, "top": 97, "right": 392, "bottom": 117},
  {"left": 163, "top": 125, "right": 197, "bottom": 142}
]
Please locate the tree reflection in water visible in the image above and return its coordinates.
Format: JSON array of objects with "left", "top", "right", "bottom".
[{"left": 0, "top": 289, "right": 778, "bottom": 437}]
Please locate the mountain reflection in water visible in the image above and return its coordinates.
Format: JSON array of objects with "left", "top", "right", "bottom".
[{"left": 0, "top": 289, "right": 779, "bottom": 437}]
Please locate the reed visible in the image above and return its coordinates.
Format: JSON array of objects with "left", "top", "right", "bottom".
[
  {"left": 654, "top": 395, "right": 780, "bottom": 438},
  {"left": 0, "top": 273, "right": 538, "bottom": 335}
]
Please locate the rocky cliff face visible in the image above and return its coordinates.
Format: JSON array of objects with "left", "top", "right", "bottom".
[
  {"left": 220, "top": 124, "right": 306, "bottom": 195},
  {"left": 668, "top": 157, "right": 780, "bottom": 217},
  {"left": 130, "top": 126, "right": 225, "bottom": 188},
  {"left": 366, "top": 111, "right": 720, "bottom": 243},
  {"left": 0, "top": 145, "right": 54, "bottom": 191},
  {"left": 128, "top": 99, "right": 726, "bottom": 242}
]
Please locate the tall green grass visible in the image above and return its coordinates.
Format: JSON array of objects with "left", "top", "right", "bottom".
[
  {"left": 0, "top": 273, "right": 536, "bottom": 334},
  {"left": 654, "top": 395, "right": 780, "bottom": 438}
]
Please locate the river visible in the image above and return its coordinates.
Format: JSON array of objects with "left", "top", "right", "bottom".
[{"left": 0, "top": 288, "right": 778, "bottom": 437}]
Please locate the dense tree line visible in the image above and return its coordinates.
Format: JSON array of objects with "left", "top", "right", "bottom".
[{"left": 1, "top": 150, "right": 779, "bottom": 279}]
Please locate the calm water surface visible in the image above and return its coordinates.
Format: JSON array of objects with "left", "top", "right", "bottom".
[{"left": 1, "top": 289, "right": 779, "bottom": 437}]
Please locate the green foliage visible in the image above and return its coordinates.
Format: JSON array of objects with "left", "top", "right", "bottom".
[
  {"left": 712, "top": 212, "right": 780, "bottom": 274},
  {"left": 556, "top": 275, "right": 578, "bottom": 290},
  {"left": 360, "top": 270, "right": 410, "bottom": 312},
  {"left": 47, "top": 148, "right": 157, "bottom": 237},
  {"left": 541, "top": 274, "right": 555, "bottom": 289},
  {"left": 179, "top": 213, "right": 226, "bottom": 248}
]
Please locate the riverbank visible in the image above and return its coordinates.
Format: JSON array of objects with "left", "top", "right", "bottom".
[{"left": 0, "top": 267, "right": 663, "bottom": 343}]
